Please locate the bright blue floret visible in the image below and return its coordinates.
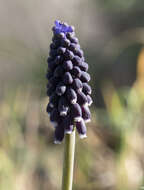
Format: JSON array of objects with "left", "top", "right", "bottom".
[{"left": 54, "top": 20, "right": 73, "bottom": 34}]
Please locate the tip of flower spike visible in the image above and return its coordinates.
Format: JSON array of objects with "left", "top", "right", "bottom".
[
  {"left": 54, "top": 20, "right": 74, "bottom": 34},
  {"left": 54, "top": 140, "right": 62, "bottom": 144},
  {"left": 79, "top": 134, "right": 87, "bottom": 139}
]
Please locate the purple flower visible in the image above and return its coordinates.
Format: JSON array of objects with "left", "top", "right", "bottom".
[{"left": 46, "top": 20, "right": 92, "bottom": 143}]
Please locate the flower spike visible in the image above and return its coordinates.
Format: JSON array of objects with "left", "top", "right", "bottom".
[{"left": 46, "top": 20, "right": 92, "bottom": 143}]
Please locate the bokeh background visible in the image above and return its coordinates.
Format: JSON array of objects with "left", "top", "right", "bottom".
[{"left": 1, "top": 0, "right": 144, "bottom": 189}]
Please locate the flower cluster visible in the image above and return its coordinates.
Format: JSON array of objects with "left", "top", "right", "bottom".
[{"left": 46, "top": 20, "right": 92, "bottom": 144}]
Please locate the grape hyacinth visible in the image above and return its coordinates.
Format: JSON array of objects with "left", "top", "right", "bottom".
[{"left": 46, "top": 20, "right": 92, "bottom": 144}]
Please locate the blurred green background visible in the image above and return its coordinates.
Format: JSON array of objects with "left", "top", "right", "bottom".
[{"left": 1, "top": 0, "right": 144, "bottom": 189}]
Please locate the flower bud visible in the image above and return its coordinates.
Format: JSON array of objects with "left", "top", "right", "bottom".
[
  {"left": 80, "top": 62, "right": 88, "bottom": 72},
  {"left": 64, "top": 50, "right": 74, "bottom": 60},
  {"left": 66, "top": 88, "right": 77, "bottom": 104},
  {"left": 63, "top": 60, "right": 73, "bottom": 71},
  {"left": 56, "top": 82, "right": 66, "bottom": 96},
  {"left": 49, "top": 93, "right": 59, "bottom": 108},
  {"left": 58, "top": 96, "right": 69, "bottom": 116},
  {"left": 63, "top": 72, "right": 73, "bottom": 84},
  {"left": 80, "top": 72, "right": 91, "bottom": 82},
  {"left": 82, "top": 83, "right": 92, "bottom": 95},
  {"left": 71, "top": 103, "right": 82, "bottom": 122},
  {"left": 54, "top": 66, "right": 65, "bottom": 77},
  {"left": 54, "top": 124, "right": 65, "bottom": 144},
  {"left": 72, "top": 78, "right": 83, "bottom": 91},
  {"left": 87, "top": 95, "right": 93, "bottom": 106},
  {"left": 71, "top": 66, "right": 81, "bottom": 78},
  {"left": 77, "top": 91, "right": 88, "bottom": 105},
  {"left": 82, "top": 105, "right": 91, "bottom": 123},
  {"left": 63, "top": 115, "right": 74, "bottom": 134},
  {"left": 46, "top": 103, "right": 53, "bottom": 115},
  {"left": 75, "top": 119, "right": 87, "bottom": 139}
]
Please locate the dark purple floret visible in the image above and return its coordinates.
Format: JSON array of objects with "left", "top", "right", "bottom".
[
  {"left": 66, "top": 32, "right": 74, "bottom": 39},
  {"left": 54, "top": 66, "right": 65, "bottom": 77},
  {"left": 50, "top": 42, "right": 57, "bottom": 49},
  {"left": 63, "top": 115, "right": 74, "bottom": 134},
  {"left": 70, "top": 103, "right": 82, "bottom": 122},
  {"left": 71, "top": 44, "right": 81, "bottom": 53},
  {"left": 80, "top": 72, "right": 91, "bottom": 82},
  {"left": 55, "top": 55, "right": 63, "bottom": 64},
  {"left": 55, "top": 32, "right": 65, "bottom": 39},
  {"left": 63, "top": 60, "right": 73, "bottom": 71},
  {"left": 69, "top": 43, "right": 77, "bottom": 51},
  {"left": 72, "top": 78, "right": 83, "bottom": 91},
  {"left": 72, "top": 55, "right": 82, "bottom": 66},
  {"left": 50, "top": 108, "right": 59, "bottom": 122},
  {"left": 58, "top": 96, "right": 69, "bottom": 116},
  {"left": 49, "top": 49, "right": 58, "bottom": 57},
  {"left": 80, "top": 62, "right": 88, "bottom": 72},
  {"left": 74, "top": 49, "right": 83, "bottom": 58},
  {"left": 50, "top": 108, "right": 61, "bottom": 128},
  {"left": 64, "top": 50, "right": 74, "bottom": 60},
  {"left": 49, "top": 93, "right": 59, "bottom": 108},
  {"left": 82, "top": 105, "right": 91, "bottom": 123},
  {"left": 66, "top": 88, "right": 77, "bottom": 104},
  {"left": 75, "top": 119, "right": 87, "bottom": 138},
  {"left": 49, "top": 76, "right": 60, "bottom": 86},
  {"left": 46, "top": 103, "right": 53, "bottom": 115},
  {"left": 46, "top": 20, "right": 92, "bottom": 143},
  {"left": 54, "top": 124, "right": 65, "bottom": 144},
  {"left": 48, "top": 60, "right": 57, "bottom": 71},
  {"left": 87, "top": 95, "right": 93, "bottom": 106},
  {"left": 63, "top": 72, "right": 73, "bottom": 84},
  {"left": 46, "top": 71, "right": 53, "bottom": 80},
  {"left": 82, "top": 83, "right": 92, "bottom": 95},
  {"left": 53, "top": 39, "right": 61, "bottom": 47},
  {"left": 57, "top": 47, "right": 66, "bottom": 55},
  {"left": 61, "top": 38, "right": 71, "bottom": 47},
  {"left": 47, "top": 56, "right": 54, "bottom": 63},
  {"left": 71, "top": 66, "right": 82, "bottom": 78},
  {"left": 77, "top": 91, "right": 88, "bottom": 106},
  {"left": 70, "top": 37, "right": 79, "bottom": 44},
  {"left": 56, "top": 82, "right": 66, "bottom": 96},
  {"left": 47, "top": 85, "right": 55, "bottom": 96}
]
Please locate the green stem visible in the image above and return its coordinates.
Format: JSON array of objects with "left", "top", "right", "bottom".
[{"left": 62, "top": 129, "right": 76, "bottom": 190}]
